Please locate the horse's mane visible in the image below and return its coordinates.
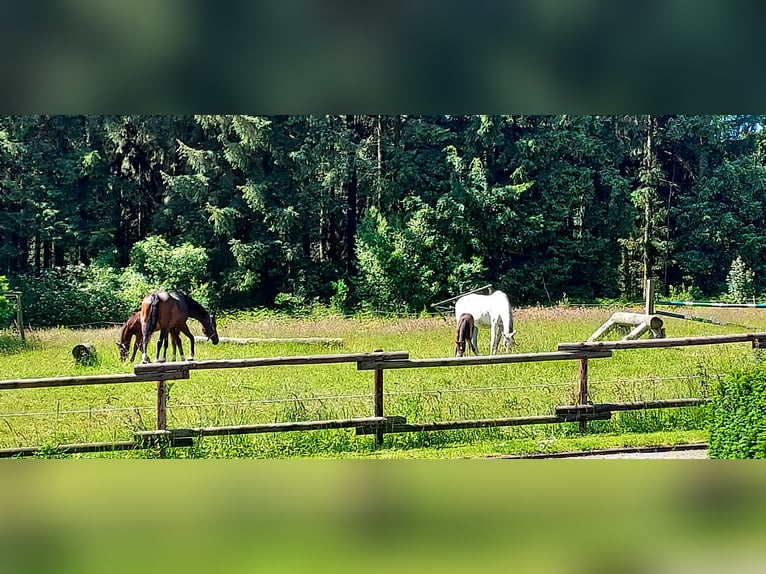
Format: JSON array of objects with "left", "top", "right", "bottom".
[{"left": 174, "top": 291, "right": 209, "bottom": 322}]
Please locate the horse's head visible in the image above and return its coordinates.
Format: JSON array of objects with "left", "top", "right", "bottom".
[
  {"left": 204, "top": 312, "right": 220, "bottom": 344},
  {"left": 455, "top": 340, "right": 466, "bottom": 357},
  {"left": 117, "top": 341, "right": 129, "bottom": 362},
  {"left": 502, "top": 330, "right": 516, "bottom": 350}
]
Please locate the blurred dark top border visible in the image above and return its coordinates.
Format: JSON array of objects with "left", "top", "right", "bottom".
[{"left": 0, "top": 0, "right": 761, "bottom": 114}]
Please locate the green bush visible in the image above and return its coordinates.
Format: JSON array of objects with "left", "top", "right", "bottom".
[
  {"left": 8, "top": 250, "right": 216, "bottom": 327},
  {"left": 129, "top": 235, "right": 210, "bottom": 294},
  {"left": 725, "top": 256, "right": 755, "bottom": 304},
  {"left": 0, "top": 275, "right": 12, "bottom": 327},
  {"left": 13, "top": 266, "right": 134, "bottom": 326},
  {"left": 708, "top": 364, "right": 766, "bottom": 458}
]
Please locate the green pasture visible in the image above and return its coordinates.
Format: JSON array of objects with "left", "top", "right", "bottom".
[{"left": 0, "top": 305, "right": 763, "bottom": 458}]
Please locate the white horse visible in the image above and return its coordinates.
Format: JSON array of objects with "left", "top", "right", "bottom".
[{"left": 454, "top": 291, "right": 516, "bottom": 355}]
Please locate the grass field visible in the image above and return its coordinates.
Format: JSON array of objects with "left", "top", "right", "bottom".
[{"left": 1, "top": 304, "right": 763, "bottom": 458}]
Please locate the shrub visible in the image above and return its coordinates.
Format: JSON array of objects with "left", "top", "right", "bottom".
[
  {"left": 128, "top": 235, "right": 210, "bottom": 294},
  {"left": 0, "top": 275, "right": 12, "bottom": 327},
  {"left": 725, "top": 256, "right": 755, "bottom": 304},
  {"left": 667, "top": 282, "right": 704, "bottom": 302},
  {"left": 708, "top": 364, "right": 766, "bottom": 458},
  {"left": 13, "top": 266, "right": 133, "bottom": 326}
]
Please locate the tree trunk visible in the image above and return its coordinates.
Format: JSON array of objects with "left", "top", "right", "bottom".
[
  {"left": 346, "top": 163, "right": 358, "bottom": 275},
  {"left": 642, "top": 116, "right": 653, "bottom": 285},
  {"left": 33, "top": 234, "right": 41, "bottom": 272}
]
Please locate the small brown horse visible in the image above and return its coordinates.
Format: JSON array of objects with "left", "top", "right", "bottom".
[
  {"left": 118, "top": 311, "right": 183, "bottom": 362},
  {"left": 455, "top": 313, "right": 479, "bottom": 357},
  {"left": 117, "top": 311, "right": 143, "bottom": 362},
  {"left": 140, "top": 290, "right": 219, "bottom": 363}
]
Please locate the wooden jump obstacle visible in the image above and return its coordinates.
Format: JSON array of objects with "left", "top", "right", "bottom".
[
  {"left": 588, "top": 312, "right": 665, "bottom": 341},
  {"left": 588, "top": 279, "right": 666, "bottom": 341}
]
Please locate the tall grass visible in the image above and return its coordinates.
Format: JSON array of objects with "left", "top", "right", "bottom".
[{"left": 0, "top": 305, "right": 763, "bottom": 458}]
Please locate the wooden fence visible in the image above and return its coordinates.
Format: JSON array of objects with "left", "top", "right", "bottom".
[{"left": 2, "top": 331, "right": 763, "bottom": 457}]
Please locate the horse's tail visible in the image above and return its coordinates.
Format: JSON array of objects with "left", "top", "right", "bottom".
[
  {"left": 142, "top": 293, "right": 160, "bottom": 346},
  {"left": 456, "top": 315, "right": 469, "bottom": 342},
  {"left": 494, "top": 291, "right": 512, "bottom": 334}
]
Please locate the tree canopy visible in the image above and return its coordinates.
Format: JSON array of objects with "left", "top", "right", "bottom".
[{"left": 2, "top": 115, "right": 765, "bottom": 317}]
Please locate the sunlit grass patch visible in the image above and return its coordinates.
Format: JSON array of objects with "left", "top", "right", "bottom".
[{"left": 0, "top": 305, "right": 758, "bottom": 457}]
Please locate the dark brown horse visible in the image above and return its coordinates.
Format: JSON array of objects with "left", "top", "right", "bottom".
[
  {"left": 118, "top": 311, "right": 183, "bottom": 362},
  {"left": 139, "top": 290, "right": 219, "bottom": 363},
  {"left": 455, "top": 313, "right": 479, "bottom": 357},
  {"left": 117, "top": 311, "right": 143, "bottom": 362}
]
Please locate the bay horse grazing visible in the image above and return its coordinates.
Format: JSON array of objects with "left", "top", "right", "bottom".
[
  {"left": 140, "top": 290, "right": 219, "bottom": 363},
  {"left": 454, "top": 290, "right": 515, "bottom": 355},
  {"left": 118, "top": 310, "right": 183, "bottom": 363},
  {"left": 455, "top": 313, "right": 479, "bottom": 357},
  {"left": 117, "top": 311, "right": 144, "bottom": 362}
]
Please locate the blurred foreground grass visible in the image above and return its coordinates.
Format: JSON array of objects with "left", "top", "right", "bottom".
[{"left": 2, "top": 460, "right": 765, "bottom": 574}]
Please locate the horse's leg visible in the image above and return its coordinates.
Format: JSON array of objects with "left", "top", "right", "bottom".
[
  {"left": 489, "top": 320, "right": 497, "bottom": 355},
  {"left": 469, "top": 327, "right": 479, "bottom": 355},
  {"left": 156, "top": 330, "right": 168, "bottom": 362},
  {"left": 172, "top": 330, "right": 185, "bottom": 361},
  {"left": 180, "top": 324, "right": 195, "bottom": 360},
  {"left": 140, "top": 320, "right": 151, "bottom": 363},
  {"left": 168, "top": 330, "right": 176, "bottom": 362},
  {"left": 163, "top": 331, "right": 172, "bottom": 361}
]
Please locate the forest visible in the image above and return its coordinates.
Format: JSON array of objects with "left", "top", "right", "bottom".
[{"left": 1, "top": 115, "right": 765, "bottom": 325}]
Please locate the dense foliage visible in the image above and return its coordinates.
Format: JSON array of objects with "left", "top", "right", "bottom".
[
  {"left": 709, "top": 364, "right": 766, "bottom": 458},
  {"left": 2, "top": 115, "right": 766, "bottom": 323}
]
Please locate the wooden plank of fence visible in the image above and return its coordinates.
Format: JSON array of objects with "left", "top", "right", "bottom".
[
  {"left": 357, "top": 350, "right": 612, "bottom": 370},
  {"left": 136, "top": 416, "right": 390, "bottom": 439},
  {"left": 556, "top": 398, "right": 711, "bottom": 415},
  {"left": 0, "top": 440, "right": 137, "bottom": 458},
  {"left": 355, "top": 412, "right": 612, "bottom": 434},
  {"left": 558, "top": 332, "right": 766, "bottom": 351},
  {"left": 0, "top": 370, "right": 189, "bottom": 391},
  {"left": 194, "top": 336, "right": 344, "bottom": 347},
  {"left": 134, "top": 350, "right": 410, "bottom": 375}
]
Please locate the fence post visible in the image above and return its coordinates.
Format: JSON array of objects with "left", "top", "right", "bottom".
[
  {"left": 578, "top": 357, "right": 589, "bottom": 433},
  {"left": 156, "top": 380, "right": 167, "bottom": 457},
  {"left": 373, "top": 349, "right": 385, "bottom": 448},
  {"left": 645, "top": 278, "right": 656, "bottom": 315}
]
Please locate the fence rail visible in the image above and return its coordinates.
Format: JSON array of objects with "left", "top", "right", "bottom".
[
  {"left": 134, "top": 351, "right": 409, "bottom": 375},
  {"left": 658, "top": 300, "right": 766, "bottom": 309},
  {"left": 558, "top": 332, "right": 766, "bottom": 351},
  {"left": 0, "top": 371, "right": 188, "bottom": 390},
  {"left": 357, "top": 350, "right": 611, "bottom": 370}
]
